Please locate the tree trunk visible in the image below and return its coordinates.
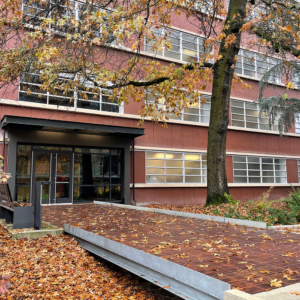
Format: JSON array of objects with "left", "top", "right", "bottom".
[{"left": 206, "top": 0, "right": 247, "bottom": 205}]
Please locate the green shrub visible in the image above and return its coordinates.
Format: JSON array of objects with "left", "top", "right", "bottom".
[
  {"left": 267, "top": 207, "right": 297, "bottom": 225},
  {"left": 224, "top": 193, "right": 240, "bottom": 206},
  {"left": 285, "top": 185, "right": 300, "bottom": 221}
]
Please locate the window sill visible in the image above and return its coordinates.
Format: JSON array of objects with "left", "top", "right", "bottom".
[{"left": 130, "top": 183, "right": 300, "bottom": 188}]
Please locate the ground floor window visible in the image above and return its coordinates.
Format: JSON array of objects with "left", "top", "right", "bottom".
[
  {"left": 15, "top": 144, "right": 123, "bottom": 204},
  {"left": 233, "top": 155, "right": 287, "bottom": 184}
]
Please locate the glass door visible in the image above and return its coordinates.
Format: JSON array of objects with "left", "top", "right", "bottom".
[
  {"left": 33, "top": 152, "right": 52, "bottom": 204},
  {"left": 55, "top": 153, "right": 72, "bottom": 204},
  {"left": 32, "top": 151, "right": 73, "bottom": 204}
]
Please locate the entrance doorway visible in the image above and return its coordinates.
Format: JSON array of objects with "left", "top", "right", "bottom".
[{"left": 32, "top": 151, "right": 73, "bottom": 204}]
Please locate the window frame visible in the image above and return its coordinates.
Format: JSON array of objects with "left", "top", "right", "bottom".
[
  {"left": 144, "top": 28, "right": 213, "bottom": 64},
  {"left": 145, "top": 150, "right": 207, "bottom": 184},
  {"left": 19, "top": 72, "right": 124, "bottom": 113},
  {"left": 231, "top": 99, "right": 279, "bottom": 132},
  {"left": 233, "top": 155, "right": 287, "bottom": 184}
]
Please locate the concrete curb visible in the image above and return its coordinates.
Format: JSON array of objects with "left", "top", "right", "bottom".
[
  {"left": 224, "top": 290, "right": 264, "bottom": 300},
  {"left": 11, "top": 228, "right": 64, "bottom": 239},
  {"left": 93, "top": 202, "right": 267, "bottom": 229},
  {"left": 268, "top": 224, "right": 300, "bottom": 230}
]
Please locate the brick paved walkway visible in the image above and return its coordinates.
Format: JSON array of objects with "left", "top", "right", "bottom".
[{"left": 43, "top": 204, "right": 300, "bottom": 294}]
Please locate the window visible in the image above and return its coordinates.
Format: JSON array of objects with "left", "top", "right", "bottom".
[
  {"left": 233, "top": 156, "right": 287, "bottom": 184},
  {"left": 235, "top": 49, "right": 281, "bottom": 83},
  {"left": 74, "top": 148, "right": 122, "bottom": 203},
  {"left": 295, "top": 114, "right": 300, "bottom": 134},
  {"left": 231, "top": 99, "right": 279, "bottom": 131},
  {"left": 145, "top": 28, "right": 212, "bottom": 63},
  {"left": 19, "top": 73, "right": 123, "bottom": 113},
  {"left": 146, "top": 93, "right": 211, "bottom": 124},
  {"left": 145, "top": 151, "right": 207, "bottom": 184},
  {"left": 22, "top": 0, "right": 116, "bottom": 43}
]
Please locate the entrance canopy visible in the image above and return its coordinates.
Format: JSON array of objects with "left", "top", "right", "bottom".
[{"left": 0, "top": 115, "right": 144, "bottom": 138}]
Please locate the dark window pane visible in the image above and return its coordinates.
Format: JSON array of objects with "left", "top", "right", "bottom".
[
  {"left": 19, "top": 93, "right": 47, "bottom": 104},
  {"left": 111, "top": 186, "right": 121, "bottom": 201},
  {"left": 77, "top": 100, "right": 100, "bottom": 110},
  {"left": 16, "top": 145, "right": 31, "bottom": 184},
  {"left": 49, "top": 96, "right": 73, "bottom": 107},
  {"left": 16, "top": 186, "right": 30, "bottom": 203},
  {"left": 101, "top": 103, "right": 119, "bottom": 112}
]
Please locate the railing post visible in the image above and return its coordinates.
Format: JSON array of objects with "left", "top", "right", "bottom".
[{"left": 34, "top": 182, "right": 42, "bottom": 230}]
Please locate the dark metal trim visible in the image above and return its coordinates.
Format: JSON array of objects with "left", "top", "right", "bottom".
[
  {"left": 132, "top": 138, "right": 136, "bottom": 204},
  {"left": 1, "top": 116, "right": 144, "bottom": 138}
]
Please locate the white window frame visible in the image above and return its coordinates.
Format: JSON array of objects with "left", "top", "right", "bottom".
[
  {"left": 19, "top": 72, "right": 124, "bottom": 113},
  {"left": 146, "top": 93, "right": 211, "bottom": 124},
  {"left": 295, "top": 113, "right": 300, "bottom": 134},
  {"left": 145, "top": 151, "right": 207, "bottom": 184},
  {"left": 233, "top": 155, "right": 287, "bottom": 184},
  {"left": 235, "top": 49, "right": 281, "bottom": 84},
  {"left": 231, "top": 99, "right": 279, "bottom": 131},
  {"left": 144, "top": 28, "right": 213, "bottom": 64}
]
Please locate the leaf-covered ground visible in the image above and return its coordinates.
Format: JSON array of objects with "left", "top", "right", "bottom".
[
  {"left": 144, "top": 200, "right": 292, "bottom": 225},
  {"left": 0, "top": 224, "right": 179, "bottom": 299},
  {"left": 43, "top": 204, "right": 300, "bottom": 294}
]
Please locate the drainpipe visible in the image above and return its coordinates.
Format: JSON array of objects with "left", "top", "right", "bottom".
[
  {"left": 2, "top": 128, "right": 5, "bottom": 171},
  {"left": 132, "top": 138, "right": 136, "bottom": 205}
]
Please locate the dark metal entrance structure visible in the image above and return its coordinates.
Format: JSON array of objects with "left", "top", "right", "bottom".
[{"left": 1, "top": 115, "right": 144, "bottom": 204}]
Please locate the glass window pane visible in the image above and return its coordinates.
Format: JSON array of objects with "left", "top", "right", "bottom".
[
  {"left": 234, "top": 170, "right": 247, "bottom": 176},
  {"left": 276, "top": 177, "right": 286, "bottom": 183},
  {"left": 146, "top": 152, "right": 164, "bottom": 159},
  {"left": 262, "top": 158, "right": 273, "bottom": 164},
  {"left": 184, "top": 114, "right": 199, "bottom": 122},
  {"left": 262, "top": 171, "right": 274, "bottom": 176},
  {"left": 233, "top": 163, "right": 247, "bottom": 169},
  {"left": 185, "top": 169, "right": 201, "bottom": 175},
  {"left": 233, "top": 156, "right": 247, "bottom": 162},
  {"left": 185, "top": 161, "right": 201, "bottom": 168},
  {"left": 248, "top": 163, "right": 260, "bottom": 170},
  {"left": 166, "top": 176, "right": 183, "bottom": 183},
  {"left": 185, "top": 154, "right": 200, "bottom": 160},
  {"left": 275, "top": 164, "right": 286, "bottom": 170},
  {"left": 146, "top": 159, "right": 165, "bottom": 167},
  {"left": 16, "top": 145, "right": 31, "bottom": 184},
  {"left": 146, "top": 175, "right": 165, "bottom": 183},
  {"left": 262, "top": 177, "right": 274, "bottom": 183},
  {"left": 166, "top": 160, "right": 183, "bottom": 168},
  {"left": 249, "top": 177, "right": 261, "bottom": 183},
  {"left": 248, "top": 157, "right": 260, "bottom": 163},
  {"left": 16, "top": 186, "right": 30, "bottom": 203},
  {"left": 234, "top": 177, "right": 247, "bottom": 183},
  {"left": 185, "top": 176, "right": 201, "bottom": 183},
  {"left": 248, "top": 171, "right": 260, "bottom": 176},
  {"left": 166, "top": 168, "right": 183, "bottom": 175},
  {"left": 262, "top": 164, "right": 274, "bottom": 170},
  {"left": 147, "top": 168, "right": 164, "bottom": 175},
  {"left": 166, "top": 153, "right": 182, "bottom": 160},
  {"left": 232, "top": 120, "right": 245, "bottom": 127}
]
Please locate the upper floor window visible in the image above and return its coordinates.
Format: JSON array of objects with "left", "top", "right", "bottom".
[
  {"left": 231, "top": 99, "right": 279, "bottom": 131},
  {"left": 235, "top": 49, "right": 281, "bottom": 83},
  {"left": 233, "top": 155, "right": 287, "bottom": 184},
  {"left": 146, "top": 151, "right": 207, "bottom": 184},
  {"left": 295, "top": 114, "right": 300, "bottom": 134},
  {"left": 145, "top": 28, "right": 212, "bottom": 63},
  {"left": 19, "top": 73, "right": 123, "bottom": 113},
  {"left": 22, "top": 0, "right": 116, "bottom": 43},
  {"left": 146, "top": 93, "right": 211, "bottom": 124}
]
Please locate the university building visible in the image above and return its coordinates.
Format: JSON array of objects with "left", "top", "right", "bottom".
[{"left": 1, "top": 1, "right": 300, "bottom": 205}]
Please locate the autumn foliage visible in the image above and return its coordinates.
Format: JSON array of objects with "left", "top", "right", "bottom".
[{"left": 0, "top": 224, "right": 175, "bottom": 299}]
